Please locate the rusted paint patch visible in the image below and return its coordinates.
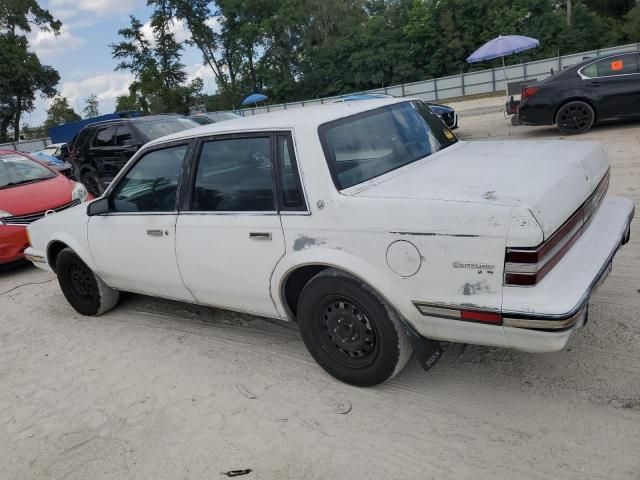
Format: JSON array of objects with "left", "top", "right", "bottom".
[
  {"left": 482, "top": 190, "right": 497, "bottom": 200},
  {"left": 460, "top": 280, "right": 496, "bottom": 296},
  {"left": 390, "top": 231, "right": 479, "bottom": 238},
  {"left": 293, "top": 235, "right": 327, "bottom": 251}
]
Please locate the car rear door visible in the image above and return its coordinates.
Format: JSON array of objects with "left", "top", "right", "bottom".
[
  {"left": 581, "top": 53, "right": 640, "bottom": 120},
  {"left": 88, "top": 142, "right": 195, "bottom": 301},
  {"left": 175, "top": 132, "right": 287, "bottom": 317}
]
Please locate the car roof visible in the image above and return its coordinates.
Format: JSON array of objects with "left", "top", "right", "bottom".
[{"left": 147, "top": 97, "right": 411, "bottom": 147}]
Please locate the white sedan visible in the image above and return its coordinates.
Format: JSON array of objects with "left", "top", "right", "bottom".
[{"left": 25, "top": 98, "right": 634, "bottom": 386}]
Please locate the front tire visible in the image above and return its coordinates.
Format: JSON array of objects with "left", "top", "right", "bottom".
[
  {"left": 556, "top": 100, "right": 595, "bottom": 135},
  {"left": 80, "top": 167, "right": 105, "bottom": 197},
  {"left": 56, "top": 248, "right": 119, "bottom": 316},
  {"left": 297, "top": 269, "right": 412, "bottom": 387}
]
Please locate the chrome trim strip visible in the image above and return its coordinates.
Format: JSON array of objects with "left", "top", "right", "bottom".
[
  {"left": 578, "top": 52, "right": 640, "bottom": 80},
  {"left": 503, "top": 305, "right": 586, "bottom": 330}
]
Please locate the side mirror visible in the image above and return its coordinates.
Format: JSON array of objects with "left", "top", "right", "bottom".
[{"left": 87, "top": 197, "right": 111, "bottom": 216}]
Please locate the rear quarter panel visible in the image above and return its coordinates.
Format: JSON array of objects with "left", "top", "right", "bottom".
[{"left": 273, "top": 196, "right": 512, "bottom": 323}]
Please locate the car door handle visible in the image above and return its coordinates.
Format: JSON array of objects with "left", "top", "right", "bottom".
[
  {"left": 590, "top": 81, "right": 601, "bottom": 87},
  {"left": 249, "top": 232, "right": 272, "bottom": 240},
  {"left": 146, "top": 229, "right": 165, "bottom": 237}
]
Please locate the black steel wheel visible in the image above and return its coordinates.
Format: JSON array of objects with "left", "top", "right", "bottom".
[
  {"left": 56, "top": 248, "right": 120, "bottom": 316},
  {"left": 556, "top": 100, "right": 595, "bottom": 135},
  {"left": 297, "top": 269, "right": 412, "bottom": 387},
  {"left": 316, "top": 296, "right": 379, "bottom": 369}
]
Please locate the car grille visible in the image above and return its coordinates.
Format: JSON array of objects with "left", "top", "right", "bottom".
[{"left": 0, "top": 199, "right": 81, "bottom": 226}]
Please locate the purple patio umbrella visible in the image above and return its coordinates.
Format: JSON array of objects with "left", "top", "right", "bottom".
[{"left": 467, "top": 35, "right": 540, "bottom": 98}]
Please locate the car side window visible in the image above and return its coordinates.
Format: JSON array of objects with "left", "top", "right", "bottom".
[
  {"left": 115, "top": 125, "right": 135, "bottom": 146},
  {"left": 110, "top": 145, "right": 187, "bottom": 213},
  {"left": 276, "top": 134, "right": 306, "bottom": 211},
  {"left": 582, "top": 54, "right": 639, "bottom": 78},
  {"left": 191, "top": 136, "right": 275, "bottom": 212},
  {"left": 73, "top": 128, "right": 93, "bottom": 152},
  {"left": 93, "top": 126, "right": 117, "bottom": 147}
]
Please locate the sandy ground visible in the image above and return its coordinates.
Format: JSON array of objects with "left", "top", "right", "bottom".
[{"left": 2, "top": 102, "right": 640, "bottom": 480}]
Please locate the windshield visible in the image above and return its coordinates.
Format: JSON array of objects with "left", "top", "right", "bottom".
[
  {"left": 189, "top": 116, "right": 213, "bottom": 126},
  {"left": 134, "top": 118, "right": 199, "bottom": 141},
  {"left": 319, "top": 101, "right": 458, "bottom": 190},
  {"left": 0, "top": 153, "right": 56, "bottom": 189},
  {"left": 214, "top": 112, "right": 241, "bottom": 121}
]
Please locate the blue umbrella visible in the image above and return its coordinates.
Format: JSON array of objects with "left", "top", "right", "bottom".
[
  {"left": 466, "top": 35, "right": 539, "bottom": 63},
  {"left": 467, "top": 35, "right": 540, "bottom": 99},
  {"left": 242, "top": 93, "right": 268, "bottom": 106}
]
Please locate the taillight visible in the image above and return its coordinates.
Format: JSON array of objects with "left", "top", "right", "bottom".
[
  {"left": 414, "top": 303, "right": 503, "bottom": 325},
  {"left": 522, "top": 86, "right": 540, "bottom": 100},
  {"left": 504, "top": 170, "right": 610, "bottom": 287}
]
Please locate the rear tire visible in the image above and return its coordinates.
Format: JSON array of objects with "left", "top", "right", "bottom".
[
  {"left": 297, "top": 269, "right": 412, "bottom": 387},
  {"left": 556, "top": 100, "right": 595, "bottom": 135},
  {"left": 56, "top": 248, "right": 119, "bottom": 316}
]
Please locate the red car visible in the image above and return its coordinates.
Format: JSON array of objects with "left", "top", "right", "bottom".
[{"left": 0, "top": 150, "right": 91, "bottom": 265}]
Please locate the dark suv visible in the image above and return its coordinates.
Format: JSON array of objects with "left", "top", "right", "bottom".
[{"left": 70, "top": 115, "right": 199, "bottom": 195}]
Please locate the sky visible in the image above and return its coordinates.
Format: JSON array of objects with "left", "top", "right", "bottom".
[{"left": 24, "top": 0, "right": 220, "bottom": 127}]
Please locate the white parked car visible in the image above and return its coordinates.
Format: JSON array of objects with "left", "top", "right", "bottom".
[{"left": 25, "top": 98, "right": 634, "bottom": 386}]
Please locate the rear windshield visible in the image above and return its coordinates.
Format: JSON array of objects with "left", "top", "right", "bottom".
[
  {"left": 134, "top": 118, "right": 199, "bottom": 141},
  {"left": 319, "top": 101, "right": 458, "bottom": 190},
  {"left": 0, "top": 154, "right": 55, "bottom": 189}
]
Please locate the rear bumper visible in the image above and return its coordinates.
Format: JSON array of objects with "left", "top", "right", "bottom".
[
  {"left": 517, "top": 103, "right": 555, "bottom": 126},
  {"left": 501, "top": 195, "right": 634, "bottom": 351},
  {"left": 0, "top": 225, "right": 29, "bottom": 264}
]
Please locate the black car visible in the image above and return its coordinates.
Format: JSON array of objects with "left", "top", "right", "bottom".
[
  {"left": 70, "top": 115, "right": 199, "bottom": 195},
  {"left": 518, "top": 52, "right": 640, "bottom": 134}
]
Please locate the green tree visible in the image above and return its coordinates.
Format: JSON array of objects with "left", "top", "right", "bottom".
[
  {"left": 0, "top": 0, "right": 60, "bottom": 141},
  {"left": 622, "top": 5, "right": 640, "bottom": 42},
  {"left": 111, "top": 8, "right": 191, "bottom": 114},
  {"left": 43, "top": 97, "right": 81, "bottom": 129},
  {"left": 83, "top": 94, "right": 100, "bottom": 118}
]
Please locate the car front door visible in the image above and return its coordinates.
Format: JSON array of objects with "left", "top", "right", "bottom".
[
  {"left": 175, "top": 133, "right": 287, "bottom": 317},
  {"left": 88, "top": 142, "right": 195, "bottom": 301},
  {"left": 581, "top": 53, "right": 640, "bottom": 120}
]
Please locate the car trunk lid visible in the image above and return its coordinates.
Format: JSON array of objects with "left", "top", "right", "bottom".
[{"left": 351, "top": 140, "right": 609, "bottom": 239}]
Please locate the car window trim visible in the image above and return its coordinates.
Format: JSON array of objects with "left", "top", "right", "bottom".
[
  {"left": 578, "top": 52, "right": 640, "bottom": 80},
  {"left": 100, "top": 139, "right": 196, "bottom": 216},
  {"left": 180, "top": 131, "right": 281, "bottom": 214},
  {"left": 274, "top": 131, "right": 309, "bottom": 213}
]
